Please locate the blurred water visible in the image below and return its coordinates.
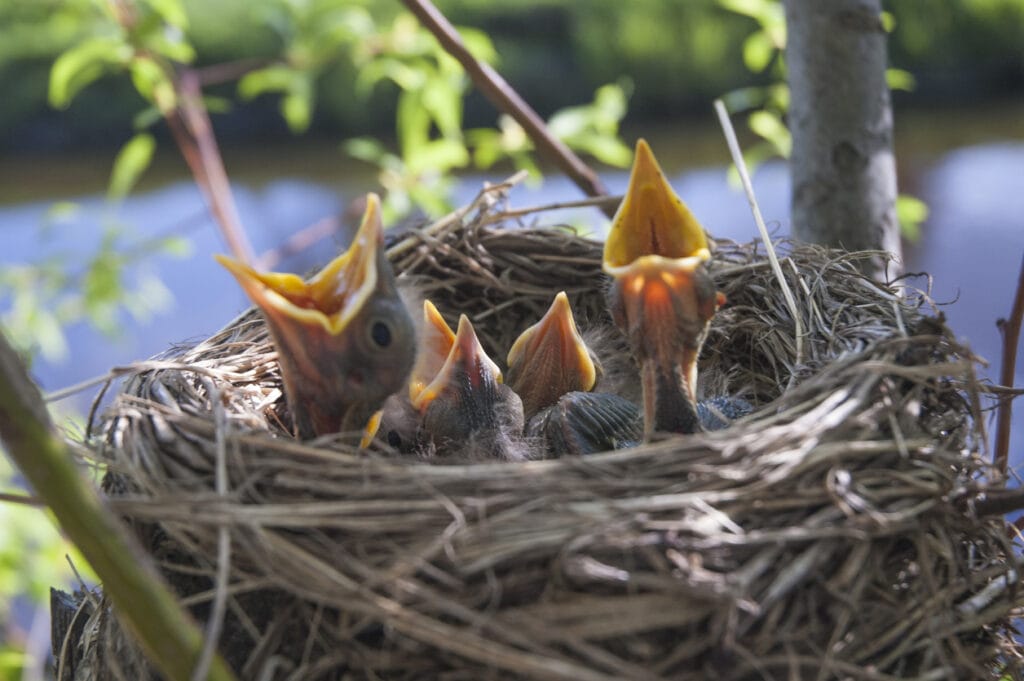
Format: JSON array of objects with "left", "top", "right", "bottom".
[{"left": 1, "top": 142, "right": 1022, "bottom": 471}]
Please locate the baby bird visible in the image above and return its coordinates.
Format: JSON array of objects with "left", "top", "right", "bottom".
[
  {"left": 413, "top": 314, "right": 528, "bottom": 461},
  {"left": 506, "top": 291, "right": 641, "bottom": 456},
  {"left": 216, "top": 193, "right": 416, "bottom": 444},
  {"left": 603, "top": 139, "right": 743, "bottom": 440}
]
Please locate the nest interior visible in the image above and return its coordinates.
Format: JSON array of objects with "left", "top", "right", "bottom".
[{"left": 58, "top": 181, "right": 1022, "bottom": 680}]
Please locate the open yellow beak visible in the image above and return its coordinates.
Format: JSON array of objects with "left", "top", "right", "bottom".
[
  {"left": 407, "top": 300, "right": 457, "bottom": 403},
  {"left": 506, "top": 291, "right": 598, "bottom": 417},
  {"left": 603, "top": 138, "right": 710, "bottom": 271},
  {"left": 216, "top": 194, "right": 384, "bottom": 338},
  {"left": 216, "top": 193, "right": 414, "bottom": 442},
  {"left": 601, "top": 140, "right": 723, "bottom": 438},
  {"left": 412, "top": 314, "right": 502, "bottom": 414}
]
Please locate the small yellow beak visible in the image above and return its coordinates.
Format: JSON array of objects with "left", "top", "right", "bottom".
[
  {"left": 506, "top": 291, "right": 598, "bottom": 416},
  {"left": 412, "top": 315, "right": 502, "bottom": 413},
  {"left": 408, "top": 300, "right": 457, "bottom": 402},
  {"left": 603, "top": 138, "right": 710, "bottom": 271}
]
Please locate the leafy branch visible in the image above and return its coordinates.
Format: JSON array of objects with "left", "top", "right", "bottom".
[{"left": 0, "top": 329, "right": 238, "bottom": 681}]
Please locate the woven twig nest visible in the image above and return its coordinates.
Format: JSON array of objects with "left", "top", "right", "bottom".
[{"left": 62, "top": 181, "right": 1022, "bottom": 680}]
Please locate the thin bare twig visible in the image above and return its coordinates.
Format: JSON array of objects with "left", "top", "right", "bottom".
[
  {"left": 400, "top": 0, "right": 615, "bottom": 218},
  {"left": 713, "top": 99, "right": 805, "bottom": 371},
  {"left": 995, "top": 251, "right": 1024, "bottom": 474},
  {"left": 974, "top": 487, "right": 1024, "bottom": 517},
  {"left": 0, "top": 491, "right": 43, "bottom": 506},
  {"left": 171, "top": 71, "right": 255, "bottom": 264},
  {"left": 194, "top": 57, "right": 273, "bottom": 87}
]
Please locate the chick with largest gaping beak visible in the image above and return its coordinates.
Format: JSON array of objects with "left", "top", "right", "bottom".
[
  {"left": 603, "top": 139, "right": 731, "bottom": 441},
  {"left": 216, "top": 193, "right": 416, "bottom": 443}
]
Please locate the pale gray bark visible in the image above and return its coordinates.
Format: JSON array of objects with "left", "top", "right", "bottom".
[{"left": 783, "top": 0, "right": 901, "bottom": 281}]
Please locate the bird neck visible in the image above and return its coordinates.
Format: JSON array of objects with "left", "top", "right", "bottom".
[{"left": 641, "top": 360, "right": 702, "bottom": 440}]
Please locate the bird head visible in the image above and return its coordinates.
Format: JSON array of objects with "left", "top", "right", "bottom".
[
  {"left": 506, "top": 291, "right": 599, "bottom": 418},
  {"left": 603, "top": 139, "right": 724, "bottom": 437},
  {"left": 414, "top": 314, "right": 526, "bottom": 460},
  {"left": 216, "top": 193, "right": 416, "bottom": 443}
]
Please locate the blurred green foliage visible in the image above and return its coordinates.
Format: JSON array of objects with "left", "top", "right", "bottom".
[
  {"left": 3, "top": 0, "right": 1022, "bottom": 146},
  {"left": 0, "top": 440, "right": 97, "bottom": 679},
  {"left": 28, "top": 0, "right": 633, "bottom": 219},
  {"left": 0, "top": 212, "right": 186, "bottom": 365}
]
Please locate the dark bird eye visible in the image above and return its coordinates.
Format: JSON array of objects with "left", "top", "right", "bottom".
[{"left": 370, "top": 320, "right": 392, "bottom": 348}]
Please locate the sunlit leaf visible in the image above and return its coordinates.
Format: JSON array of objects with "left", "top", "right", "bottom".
[
  {"left": 460, "top": 27, "right": 498, "bottom": 65},
  {"left": 108, "top": 133, "right": 156, "bottom": 202},
  {"left": 159, "top": 236, "right": 192, "bottom": 258},
  {"left": 748, "top": 110, "right": 791, "bottom": 157},
  {"left": 133, "top": 105, "right": 164, "bottom": 130},
  {"left": 880, "top": 11, "right": 896, "bottom": 33},
  {"left": 238, "top": 65, "right": 298, "bottom": 99},
  {"left": 49, "top": 36, "right": 132, "bottom": 109},
  {"left": 593, "top": 83, "right": 628, "bottom": 124},
  {"left": 29, "top": 307, "right": 69, "bottom": 363},
  {"left": 144, "top": 0, "right": 189, "bottom": 30},
  {"left": 406, "top": 138, "right": 469, "bottom": 174},
  {"left": 886, "top": 68, "right": 916, "bottom": 92},
  {"left": 396, "top": 91, "right": 431, "bottom": 160},
  {"left": 344, "top": 136, "right": 389, "bottom": 164},
  {"left": 422, "top": 81, "right": 463, "bottom": 139},
  {"left": 897, "top": 194, "right": 929, "bottom": 242},
  {"left": 129, "top": 56, "right": 175, "bottom": 111},
  {"left": 144, "top": 29, "right": 196, "bottom": 64},
  {"left": 742, "top": 30, "right": 775, "bottom": 72},
  {"left": 547, "top": 108, "right": 589, "bottom": 139},
  {"left": 575, "top": 136, "right": 632, "bottom": 167},
  {"left": 282, "top": 86, "right": 313, "bottom": 131}
]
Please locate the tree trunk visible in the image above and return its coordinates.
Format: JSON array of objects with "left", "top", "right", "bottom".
[{"left": 783, "top": 0, "right": 901, "bottom": 282}]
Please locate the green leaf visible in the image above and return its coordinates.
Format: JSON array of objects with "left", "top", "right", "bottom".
[
  {"left": 108, "top": 133, "right": 156, "bottom": 202},
  {"left": 344, "top": 136, "right": 389, "bottom": 164},
  {"left": 282, "top": 90, "right": 312, "bottom": 133},
  {"left": 896, "top": 194, "right": 929, "bottom": 242},
  {"left": 159, "top": 236, "right": 192, "bottom": 258},
  {"left": 144, "top": 0, "right": 188, "bottom": 29},
  {"left": 49, "top": 36, "right": 132, "bottom": 109},
  {"left": 28, "top": 307, "right": 70, "bottom": 364},
  {"left": 459, "top": 27, "right": 498, "bottom": 65},
  {"left": 886, "top": 68, "right": 916, "bottom": 92},
  {"left": 238, "top": 65, "right": 299, "bottom": 99},
  {"left": 406, "top": 138, "right": 469, "bottom": 174},
  {"left": 576, "top": 136, "right": 632, "bottom": 167},
  {"left": 396, "top": 91, "right": 431, "bottom": 160},
  {"left": 129, "top": 56, "right": 175, "bottom": 111},
  {"left": 742, "top": 30, "right": 775, "bottom": 72},
  {"left": 748, "top": 110, "right": 791, "bottom": 157},
  {"left": 144, "top": 30, "right": 196, "bottom": 64},
  {"left": 422, "top": 79, "right": 463, "bottom": 139},
  {"left": 202, "top": 96, "right": 232, "bottom": 114}
]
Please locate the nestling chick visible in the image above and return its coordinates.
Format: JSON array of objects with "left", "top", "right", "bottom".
[{"left": 216, "top": 193, "right": 416, "bottom": 444}]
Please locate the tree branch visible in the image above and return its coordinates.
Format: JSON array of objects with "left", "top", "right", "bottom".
[
  {"left": 401, "top": 0, "right": 615, "bottom": 218},
  {"left": 974, "top": 487, "right": 1024, "bottom": 518},
  {"left": 168, "top": 71, "right": 255, "bottom": 264},
  {"left": 995, "top": 250, "right": 1024, "bottom": 475},
  {"left": 0, "top": 330, "right": 238, "bottom": 681}
]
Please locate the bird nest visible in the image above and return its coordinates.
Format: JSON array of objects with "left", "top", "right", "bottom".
[{"left": 63, "top": 179, "right": 1022, "bottom": 680}]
